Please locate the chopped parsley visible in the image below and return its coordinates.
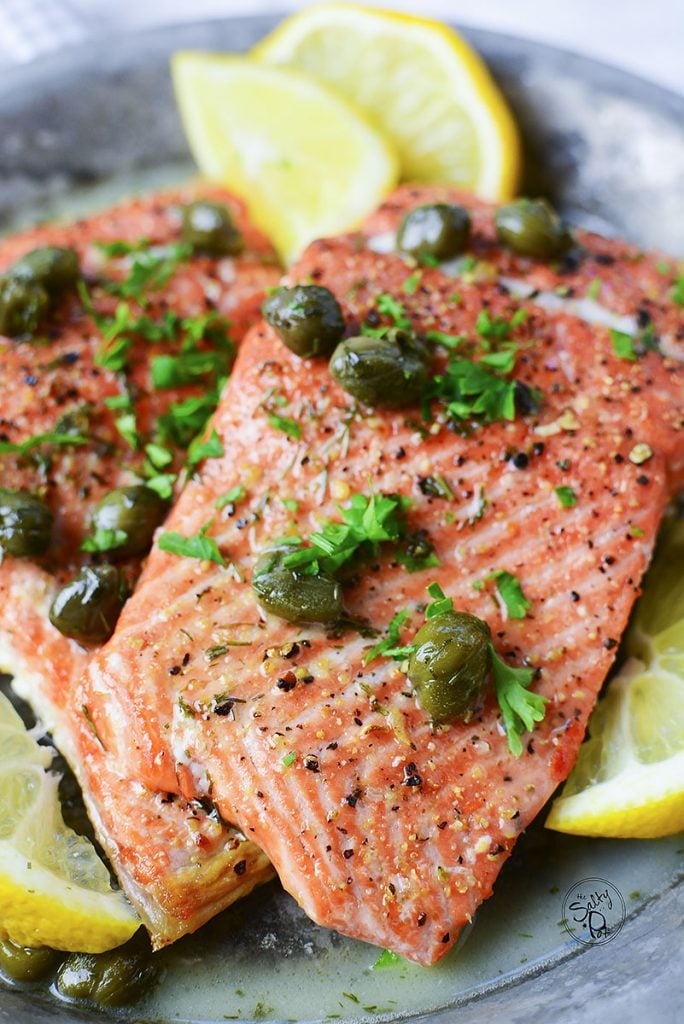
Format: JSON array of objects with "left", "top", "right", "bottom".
[
  {"left": 282, "top": 498, "right": 299, "bottom": 513},
  {"left": 216, "top": 484, "right": 247, "bottom": 510},
  {"left": 267, "top": 412, "right": 302, "bottom": 439},
  {"left": 363, "top": 608, "right": 412, "bottom": 665},
  {"left": 157, "top": 392, "right": 221, "bottom": 447},
  {"left": 280, "top": 491, "right": 407, "bottom": 577},
  {"left": 114, "top": 411, "right": 140, "bottom": 450},
  {"left": 610, "top": 328, "right": 638, "bottom": 362},
  {"left": 476, "top": 309, "right": 512, "bottom": 341},
  {"left": 282, "top": 751, "right": 297, "bottom": 767},
  {"left": 186, "top": 428, "right": 224, "bottom": 469},
  {"left": 555, "top": 485, "right": 577, "bottom": 508},
  {"left": 424, "top": 358, "right": 519, "bottom": 423},
  {"left": 0, "top": 431, "right": 89, "bottom": 456},
  {"left": 586, "top": 277, "right": 602, "bottom": 300},
  {"left": 424, "top": 581, "right": 454, "bottom": 619},
  {"left": 424, "top": 330, "right": 465, "bottom": 350},
  {"left": 487, "top": 570, "right": 531, "bottom": 619},
  {"left": 104, "top": 242, "right": 192, "bottom": 304},
  {"left": 372, "top": 950, "right": 403, "bottom": 970},
  {"left": 145, "top": 473, "right": 177, "bottom": 500},
  {"left": 158, "top": 520, "right": 225, "bottom": 565},
  {"left": 672, "top": 276, "right": 684, "bottom": 307},
  {"left": 395, "top": 529, "right": 440, "bottom": 572},
  {"left": 151, "top": 349, "right": 232, "bottom": 390},
  {"left": 629, "top": 525, "right": 645, "bottom": 538},
  {"left": 144, "top": 442, "right": 174, "bottom": 469},
  {"left": 81, "top": 528, "right": 127, "bottom": 553},
  {"left": 402, "top": 270, "right": 422, "bottom": 295},
  {"left": 489, "top": 645, "right": 547, "bottom": 757},
  {"left": 376, "top": 293, "right": 411, "bottom": 328},
  {"left": 480, "top": 344, "right": 519, "bottom": 374},
  {"left": 94, "top": 237, "right": 151, "bottom": 258}
]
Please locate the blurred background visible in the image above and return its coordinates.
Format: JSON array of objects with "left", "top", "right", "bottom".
[{"left": 0, "top": 0, "right": 682, "bottom": 94}]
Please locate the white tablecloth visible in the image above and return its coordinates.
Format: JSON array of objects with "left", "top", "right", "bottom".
[{"left": 0, "top": 0, "right": 683, "bottom": 97}]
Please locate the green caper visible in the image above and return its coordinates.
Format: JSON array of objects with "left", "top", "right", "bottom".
[
  {"left": 56, "top": 932, "right": 157, "bottom": 1007},
  {"left": 253, "top": 546, "right": 342, "bottom": 624},
  {"left": 495, "top": 197, "right": 573, "bottom": 259},
  {"left": 0, "top": 488, "right": 53, "bottom": 558},
  {"left": 90, "top": 485, "right": 168, "bottom": 558},
  {"left": 0, "top": 276, "right": 49, "bottom": 338},
  {"left": 397, "top": 203, "right": 471, "bottom": 261},
  {"left": 408, "top": 611, "right": 491, "bottom": 725},
  {"left": 0, "top": 938, "right": 62, "bottom": 983},
  {"left": 262, "top": 284, "right": 345, "bottom": 358},
  {"left": 181, "top": 200, "right": 244, "bottom": 256},
  {"left": 329, "top": 328, "right": 429, "bottom": 408},
  {"left": 10, "top": 246, "right": 80, "bottom": 297},
  {"left": 49, "top": 564, "right": 128, "bottom": 644}
]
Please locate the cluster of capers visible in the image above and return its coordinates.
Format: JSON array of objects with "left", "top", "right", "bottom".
[
  {"left": 47, "top": 485, "right": 167, "bottom": 644},
  {"left": 407, "top": 610, "right": 492, "bottom": 725},
  {"left": 0, "top": 931, "right": 156, "bottom": 1007},
  {"left": 0, "top": 245, "right": 80, "bottom": 338},
  {"left": 180, "top": 200, "right": 244, "bottom": 257},
  {"left": 395, "top": 197, "right": 572, "bottom": 262},
  {"left": 262, "top": 283, "right": 429, "bottom": 411}
]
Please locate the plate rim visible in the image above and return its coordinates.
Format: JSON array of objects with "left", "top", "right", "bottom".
[{"left": 0, "top": 12, "right": 682, "bottom": 1024}]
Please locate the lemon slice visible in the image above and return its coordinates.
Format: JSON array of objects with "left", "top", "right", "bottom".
[
  {"left": 0, "top": 692, "right": 139, "bottom": 951},
  {"left": 546, "top": 519, "right": 684, "bottom": 839},
  {"left": 171, "top": 53, "right": 398, "bottom": 263},
  {"left": 253, "top": 2, "right": 520, "bottom": 200}
]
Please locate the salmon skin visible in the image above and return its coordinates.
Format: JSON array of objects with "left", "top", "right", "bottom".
[
  {"left": 0, "top": 186, "right": 278, "bottom": 946},
  {"left": 36, "top": 186, "right": 684, "bottom": 962}
]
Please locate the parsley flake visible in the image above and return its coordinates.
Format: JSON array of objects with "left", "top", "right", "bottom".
[
  {"left": 376, "top": 293, "right": 411, "bottom": 328},
  {"left": 282, "top": 751, "right": 297, "bottom": 767},
  {"left": 363, "top": 608, "right": 412, "bottom": 665},
  {"left": 490, "top": 644, "right": 547, "bottom": 757},
  {"left": 216, "top": 484, "right": 247, "bottom": 510},
  {"left": 476, "top": 309, "right": 512, "bottom": 341},
  {"left": 610, "top": 328, "right": 638, "bottom": 362},
  {"left": 555, "top": 485, "right": 577, "bottom": 508},
  {"left": 158, "top": 520, "right": 225, "bottom": 565},
  {"left": 487, "top": 570, "right": 531, "bottom": 619},
  {"left": 672, "top": 277, "right": 684, "bottom": 307},
  {"left": 268, "top": 412, "right": 302, "bottom": 439},
  {"left": 402, "top": 271, "right": 422, "bottom": 295},
  {"left": 81, "top": 528, "right": 128, "bottom": 553},
  {"left": 0, "top": 432, "right": 89, "bottom": 456},
  {"left": 186, "top": 428, "right": 224, "bottom": 469}
]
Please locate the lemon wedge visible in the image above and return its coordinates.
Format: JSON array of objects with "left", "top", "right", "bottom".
[
  {"left": 546, "top": 519, "right": 684, "bottom": 839},
  {"left": 253, "top": 2, "right": 520, "bottom": 200},
  {"left": 0, "top": 692, "right": 139, "bottom": 951},
  {"left": 171, "top": 53, "right": 398, "bottom": 264}
]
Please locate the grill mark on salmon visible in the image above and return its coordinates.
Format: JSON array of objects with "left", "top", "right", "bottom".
[
  {"left": 16, "top": 186, "right": 684, "bottom": 961},
  {"left": 0, "top": 186, "right": 278, "bottom": 945}
]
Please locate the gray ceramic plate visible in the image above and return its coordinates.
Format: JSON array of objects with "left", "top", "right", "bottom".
[{"left": 0, "top": 16, "right": 682, "bottom": 1024}]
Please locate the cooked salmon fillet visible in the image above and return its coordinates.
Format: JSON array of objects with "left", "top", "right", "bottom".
[
  {"left": 0, "top": 186, "right": 278, "bottom": 945},
  {"left": 21, "top": 186, "right": 684, "bottom": 962}
]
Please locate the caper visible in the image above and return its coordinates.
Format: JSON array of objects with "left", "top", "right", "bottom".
[
  {"left": 181, "top": 200, "right": 244, "bottom": 256},
  {"left": 90, "top": 485, "right": 168, "bottom": 558},
  {"left": 262, "top": 284, "right": 345, "bottom": 358},
  {"left": 49, "top": 564, "right": 128, "bottom": 644},
  {"left": 0, "top": 938, "right": 62, "bottom": 983},
  {"left": 397, "top": 203, "right": 471, "bottom": 261},
  {"left": 253, "top": 546, "right": 342, "bottom": 624},
  {"left": 329, "top": 328, "right": 429, "bottom": 408},
  {"left": 0, "top": 488, "right": 53, "bottom": 558},
  {"left": 0, "top": 276, "right": 49, "bottom": 338},
  {"left": 56, "top": 932, "right": 157, "bottom": 1007},
  {"left": 408, "top": 611, "right": 491, "bottom": 725},
  {"left": 10, "top": 246, "right": 80, "bottom": 297},
  {"left": 495, "top": 197, "right": 573, "bottom": 259}
]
